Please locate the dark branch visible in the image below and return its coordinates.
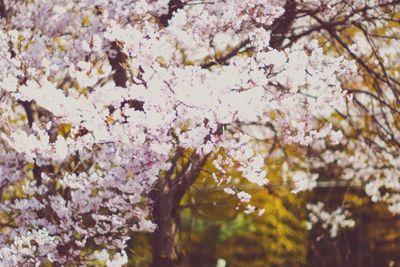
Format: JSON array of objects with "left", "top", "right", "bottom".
[{"left": 159, "top": 0, "right": 184, "bottom": 27}]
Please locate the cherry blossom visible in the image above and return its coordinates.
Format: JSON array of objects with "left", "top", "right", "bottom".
[{"left": 0, "top": 0, "right": 398, "bottom": 266}]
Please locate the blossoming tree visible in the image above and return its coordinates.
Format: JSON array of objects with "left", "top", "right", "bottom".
[{"left": 0, "top": 0, "right": 398, "bottom": 266}]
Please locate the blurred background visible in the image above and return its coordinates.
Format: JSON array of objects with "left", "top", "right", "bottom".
[{"left": 127, "top": 162, "right": 400, "bottom": 267}]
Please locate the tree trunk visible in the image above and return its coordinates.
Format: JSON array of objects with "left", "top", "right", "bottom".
[
  {"left": 150, "top": 152, "right": 209, "bottom": 267},
  {"left": 151, "top": 181, "right": 181, "bottom": 267}
]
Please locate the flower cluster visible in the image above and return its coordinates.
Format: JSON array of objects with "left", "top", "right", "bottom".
[{"left": 306, "top": 202, "right": 355, "bottom": 238}]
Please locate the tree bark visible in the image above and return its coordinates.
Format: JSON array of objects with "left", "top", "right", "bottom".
[
  {"left": 150, "top": 152, "right": 208, "bottom": 267},
  {"left": 269, "top": 0, "right": 297, "bottom": 50},
  {"left": 0, "top": 0, "right": 7, "bottom": 19},
  {"left": 151, "top": 181, "right": 182, "bottom": 267}
]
